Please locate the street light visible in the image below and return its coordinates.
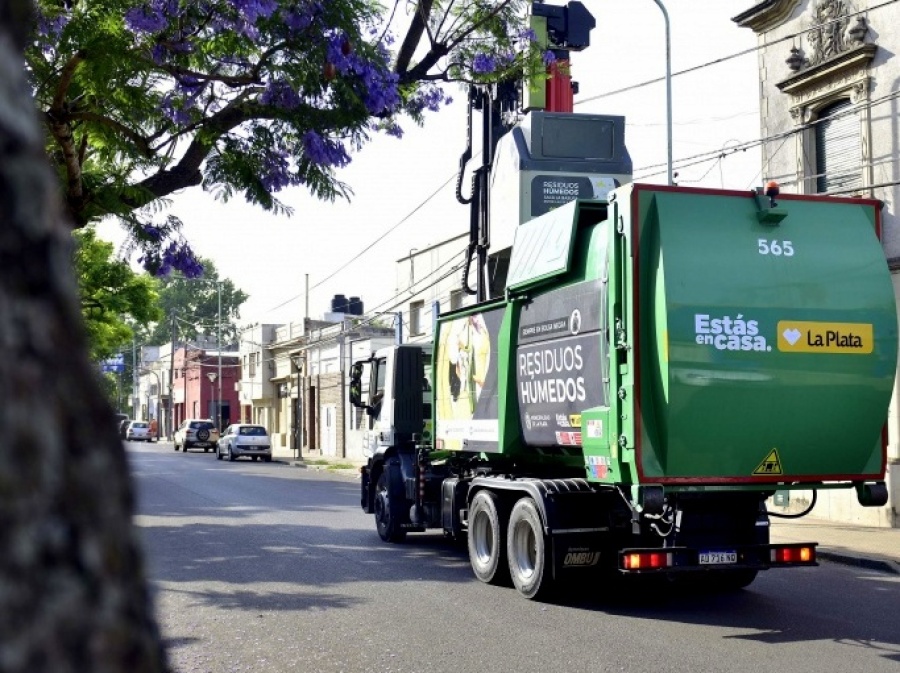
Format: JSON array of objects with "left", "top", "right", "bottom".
[
  {"left": 651, "top": 0, "right": 673, "bottom": 186},
  {"left": 206, "top": 372, "right": 218, "bottom": 424},
  {"left": 139, "top": 367, "right": 162, "bottom": 441},
  {"left": 174, "top": 277, "right": 223, "bottom": 430}
]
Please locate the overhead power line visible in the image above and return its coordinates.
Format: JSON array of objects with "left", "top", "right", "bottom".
[
  {"left": 256, "top": 0, "right": 899, "bottom": 320},
  {"left": 576, "top": 0, "right": 899, "bottom": 106}
]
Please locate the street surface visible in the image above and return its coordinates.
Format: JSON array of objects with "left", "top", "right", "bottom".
[{"left": 127, "top": 442, "right": 900, "bottom": 673}]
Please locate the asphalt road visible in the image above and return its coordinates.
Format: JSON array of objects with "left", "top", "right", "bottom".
[{"left": 127, "top": 442, "right": 900, "bottom": 673}]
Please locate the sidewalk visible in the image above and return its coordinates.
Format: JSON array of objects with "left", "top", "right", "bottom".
[
  {"left": 270, "top": 447, "right": 898, "bottom": 574},
  {"left": 272, "top": 446, "right": 365, "bottom": 477},
  {"left": 770, "top": 516, "right": 900, "bottom": 574}
]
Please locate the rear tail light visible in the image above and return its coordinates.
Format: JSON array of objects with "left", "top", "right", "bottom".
[
  {"left": 622, "top": 551, "right": 672, "bottom": 570},
  {"left": 771, "top": 544, "right": 816, "bottom": 565}
]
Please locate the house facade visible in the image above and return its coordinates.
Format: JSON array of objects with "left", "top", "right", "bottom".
[
  {"left": 734, "top": 0, "right": 899, "bottom": 526},
  {"left": 237, "top": 323, "right": 279, "bottom": 428},
  {"left": 249, "top": 314, "right": 394, "bottom": 459},
  {"left": 170, "top": 344, "right": 240, "bottom": 431}
]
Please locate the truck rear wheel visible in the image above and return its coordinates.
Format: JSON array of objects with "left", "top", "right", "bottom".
[
  {"left": 374, "top": 469, "right": 406, "bottom": 543},
  {"left": 468, "top": 490, "right": 508, "bottom": 585},
  {"left": 507, "top": 498, "right": 551, "bottom": 600}
]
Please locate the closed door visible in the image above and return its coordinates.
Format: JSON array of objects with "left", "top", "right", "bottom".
[{"left": 322, "top": 404, "right": 337, "bottom": 456}]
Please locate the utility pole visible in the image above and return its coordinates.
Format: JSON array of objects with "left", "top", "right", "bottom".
[
  {"left": 217, "top": 281, "right": 222, "bottom": 430},
  {"left": 132, "top": 339, "right": 138, "bottom": 418},
  {"left": 169, "top": 311, "right": 176, "bottom": 439}
]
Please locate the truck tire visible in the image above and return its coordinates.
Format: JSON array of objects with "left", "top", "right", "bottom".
[
  {"left": 467, "top": 490, "right": 508, "bottom": 585},
  {"left": 507, "top": 497, "right": 551, "bottom": 600},
  {"left": 374, "top": 468, "right": 406, "bottom": 543}
]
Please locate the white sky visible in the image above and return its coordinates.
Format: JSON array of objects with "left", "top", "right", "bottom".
[{"left": 98, "top": 1, "right": 763, "bottom": 327}]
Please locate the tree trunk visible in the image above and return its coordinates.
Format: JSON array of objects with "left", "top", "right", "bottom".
[{"left": 0, "top": 4, "right": 169, "bottom": 672}]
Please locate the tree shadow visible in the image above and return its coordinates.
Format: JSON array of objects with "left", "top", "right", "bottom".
[{"left": 552, "top": 567, "right": 900, "bottom": 665}]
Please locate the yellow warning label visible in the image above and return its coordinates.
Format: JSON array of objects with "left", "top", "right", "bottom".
[{"left": 753, "top": 448, "right": 783, "bottom": 476}]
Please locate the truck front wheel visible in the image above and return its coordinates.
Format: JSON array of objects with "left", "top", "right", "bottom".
[
  {"left": 374, "top": 469, "right": 406, "bottom": 543},
  {"left": 468, "top": 490, "right": 508, "bottom": 585},
  {"left": 507, "top": 497, "right": 551, "bottom": 600}
]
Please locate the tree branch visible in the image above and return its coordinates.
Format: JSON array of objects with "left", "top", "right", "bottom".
[
  {"left": 64, "top": 111, "right": 153, "bottom": 157},
  {"left": 394, "top": 0, "right": 436, "bottom": 76}
]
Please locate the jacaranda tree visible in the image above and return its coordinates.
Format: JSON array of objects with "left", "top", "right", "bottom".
[{"left": 28, "top": 0, "right": 545, "bottom": 277}]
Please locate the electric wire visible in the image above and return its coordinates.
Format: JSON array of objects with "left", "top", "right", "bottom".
[
  {"left": 255, "top": 0, "right": 899, "bottom": 321},
  {"left": 575, "top": 0, "right": 898, "bottom": 107}
]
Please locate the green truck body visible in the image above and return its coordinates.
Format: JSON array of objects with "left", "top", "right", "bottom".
[
  {"left": 433, "top": 184, "right": 896, "bottom": 489},
  {"left": 355, "top": 183, "right": 896, "bottom": 600}
]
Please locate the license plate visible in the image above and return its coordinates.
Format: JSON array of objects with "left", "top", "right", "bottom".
[
  {"left": 699, "top": 551, "right": 737, "bottom": 565},
  {"left": 194, "top": 442, "right": 209, "bottom": 447}
]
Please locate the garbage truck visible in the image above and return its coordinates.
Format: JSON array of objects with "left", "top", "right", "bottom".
[
  {"left": 349, "top": 2, "right": 897, "bottom": 600},
  {"left": 351, "top": 183, "right": 896, "bottom": 599}
]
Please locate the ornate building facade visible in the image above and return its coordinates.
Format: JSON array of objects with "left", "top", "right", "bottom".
[{"left": 735, "top": 0, "right": 900, "bottom": 526}]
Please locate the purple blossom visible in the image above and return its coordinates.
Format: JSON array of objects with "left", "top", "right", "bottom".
[
  {"left": 232, "top": 0, "right": 279, "bottom": 24},
  {"left": 358, "top": 65, "right": 400, "bottom": 115},
  {"left": 407, "top": 84, "right": 453, "bottom": 115},
  {"left": 543, "top": 50, "right": 557, "bottom": 66},
  {"left": 326, "top": 32, "right": 353, "bottom": 74},
  {"left": 151, "top": 44, "right": 168, "bottom": 64},
  {"left": 141, "top": 240, "right": 203, "bottom": 278},
  {"left": 473, "top": 53, "right": 497, "bottom": 74},
  {"left": 302, "top": 131, "right": 350, "bottom": 168},
  {"left": 518, "top": 28, "right": 538, "bottom": 42},
  {"left": 176, "top": 75, "right": 203, "bottom": 95},
  {"left": 125, "top": 1, "right": 173, "bottom": 34},
  {"left": 281, "top": 4, "right": 317, "bottom": 32},
  {"left": 260, "top": 148, "right": 294, "bottom": 191},
  {"left": 36, "top": 10, "right": 69, "bottom": 41},
  {"left": 372, "top": 121, "right": 404, "bottom": 138},
  {"left": 161, "top": 93, "right": 192, "bottom": 125},
  {"left": 260, "top": 80, "right": 302, "bottom": 109},
  {"left": 142, "top": 225, "right": 162, "bottom": 241}
]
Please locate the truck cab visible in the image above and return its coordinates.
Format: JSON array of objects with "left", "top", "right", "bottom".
[{"left": 350, "top": 344, "right": 433, "bottom": 460}]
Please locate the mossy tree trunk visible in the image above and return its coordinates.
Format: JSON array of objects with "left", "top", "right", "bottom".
[{"left": 0, "top": 3, "right": 169, "bottom": 672}]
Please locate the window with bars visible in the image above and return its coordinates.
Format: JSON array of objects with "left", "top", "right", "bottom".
[{"left": 814, "top": 99, "right": 861, "bottom": 194}]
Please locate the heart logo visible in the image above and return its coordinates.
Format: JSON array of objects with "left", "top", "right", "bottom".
[{"left": 782, "top": 328, "right": 802, "bottom": 345}]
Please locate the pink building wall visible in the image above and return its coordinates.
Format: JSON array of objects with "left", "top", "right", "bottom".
[{"left": 172, "top": 347, "right": 240, "bottom": 431}]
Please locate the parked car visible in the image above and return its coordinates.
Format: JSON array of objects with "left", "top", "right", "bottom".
[
  {"left": 173, "top": 419, "right": 219, "bottom": 453},
  {"left": 117, "top": 416, "right": 131, "bottom": 439},
  {"left": 125, "top": 420, "right": 153, "bottom": 442},
  {"left": 217, "top": 424, "right": 272, "bottom": 462}
]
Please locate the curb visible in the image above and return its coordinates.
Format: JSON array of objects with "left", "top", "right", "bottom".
[
  {"left": 817, "top": 549, "right": 900, "bottom": 575},
  {"left": 282, "top": 459, "right": 361, "bottom": 477}
]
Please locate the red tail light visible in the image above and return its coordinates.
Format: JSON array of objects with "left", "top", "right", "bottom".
[
  {"left": 772, "top": 545, "right": 816, "bottom": 564},
  {"left": 623, "top": 551, "right": 671, "bottom": 570}
]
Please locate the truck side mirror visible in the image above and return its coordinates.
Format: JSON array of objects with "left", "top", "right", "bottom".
[{"left": 349, "top": 362, "right": 364, "bottom": 407}]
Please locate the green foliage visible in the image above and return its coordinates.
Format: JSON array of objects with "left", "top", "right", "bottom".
[
  {"left": 140, "top": 259, "right": 249, "bottom": 346},
  {"left": 74, "top": 227, "right": 163, "bottom": 361},
  {"left": 27, "top": 0, "right": 543, "bottom": 245}
]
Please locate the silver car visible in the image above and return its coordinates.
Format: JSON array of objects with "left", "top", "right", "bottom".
[
  {"left": 125, "top": 420, "right": 152, "bottom": 442},
  {"left": 217, "top": 424, "right": 272, "bottom": 462},
  {"left": 174, "top": 418, "right": 219, "bottom": 452}
]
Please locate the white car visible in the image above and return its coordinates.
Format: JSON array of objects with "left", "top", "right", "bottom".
[
  {"left": 125, "top": 420, "right": 152, "bottom": 442},
  {"left": 217, "top": 424, "right": 272, "bottom": 462},
  {"left": 174, "top": 419, "right": 219, "bottom": 453}
]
